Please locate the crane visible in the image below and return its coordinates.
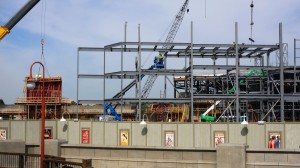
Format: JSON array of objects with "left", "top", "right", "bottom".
[
  {"left": 102, "top": 0, "right": 190, "bottom": 121},
  {"left": 0, "top": 0, "right": 40, "bottom": 40},
  {"left": 141, "top": 0, "right": 189, "bottom": 98}
]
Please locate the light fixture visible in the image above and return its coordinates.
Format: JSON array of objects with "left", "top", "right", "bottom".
[
  {"left": 60, "top": 111, "right": 70, "bottom": 122},
  {"left": 60, "top": 116, "right": 66, "bottom": 122},
  {"left": 140, "top": 114, "right": 148, "bottom": 125},
  {"left": 241, "top": 115, "right": 248, "bottom": 125}
]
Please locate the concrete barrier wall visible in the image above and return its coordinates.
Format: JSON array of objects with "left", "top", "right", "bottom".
[
  {"left": 1, "top": 121, "right": 300, "bottom": 149},
  {"left": 61, "top": 145, "right": 217, "bottom": 168},
  {"left": 59, "top": 145, "right": 300, "bottom": 168}
]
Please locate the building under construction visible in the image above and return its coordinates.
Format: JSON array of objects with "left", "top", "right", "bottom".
[
  {"left": 15, "top": 76, "right": 71, "bottom": 120},
  {"left": 77, "top": 22, "right": 300, "bottom": 123}
]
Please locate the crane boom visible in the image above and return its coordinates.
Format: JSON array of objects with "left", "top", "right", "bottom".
[
  {"left": 102, "top": 0, "right": 189, "bottom": 121},
  {"left": 141, "top": 0, "right": 189, "bottom": 98},
  {"left": 0, "top": 0, "right": 40, "bottom": 40},
  {"left": 163, "top": 0, "right": 189, "bottom": 49}
]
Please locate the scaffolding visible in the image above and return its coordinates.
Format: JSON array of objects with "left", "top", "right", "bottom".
[
  {"left": 15, "top": 76, "right": 72, "bottom": 119},
  {"left": 77, "top": 22, "right": 300, "bottom": 122}
]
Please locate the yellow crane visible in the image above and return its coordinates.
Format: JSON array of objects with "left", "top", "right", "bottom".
[{"left": 0, "top": 0, "right": 40, "bottom": 40}]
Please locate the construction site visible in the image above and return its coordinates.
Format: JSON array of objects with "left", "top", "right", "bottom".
[
  {"left": 0, "top": 0, "right": 299, "bottom": 125},
  {"left": 1, "top": 0, "right": 299, "bottom": 124},
  {"left": 3, "top": 1, "right": 300, "bottom": 168},
  {"left": 77, "top": 30, "right": 300, "bottom": 123},
  {"left": 75, "top": 0, "right": 300, "bottom": 123}
]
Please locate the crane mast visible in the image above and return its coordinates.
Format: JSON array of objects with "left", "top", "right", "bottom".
[{"left": 141, "top": 0, "right": 189, "bottom": 98}]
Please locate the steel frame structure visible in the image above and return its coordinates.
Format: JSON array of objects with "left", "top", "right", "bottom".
[{"left": 77, "top": 22, "right": 300, "bottom": 122}]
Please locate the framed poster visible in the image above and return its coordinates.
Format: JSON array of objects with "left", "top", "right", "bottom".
[
  {"left": 81, "top": 128, "right": 90, "bottom": 144},
  {"left": 0, "top": 128, "right": 7, "bottom": 140},
  {"left": 120, "top": 129, "right": 129, "bottom": 146},
  {"left": 44, "top": 127, "right": 52, "bottom": 139},
  {"left": 268, "top": 132, "right": 281, "bottom": 149},
  {"left": 165, "top": 131, "right": 175, "bottom": 147},
  {"left": 214, "top": 131, "right": 225, "bottom": 147}
]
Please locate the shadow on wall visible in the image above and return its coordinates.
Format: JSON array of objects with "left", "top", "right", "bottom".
[
  {"left": 241, "top": 127, "right": 248, "bottom": 136},
  {"left": 141, "top": 127, "right": 148, "bottom": 136},
  {"left": 63, "top": 124, "right": 68, "bottom": 132}
]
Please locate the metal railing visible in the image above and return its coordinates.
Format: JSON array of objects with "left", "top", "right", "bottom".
[
  {"left": 15, "top": 97, "right": 72, "bottom": 104},
  {"left": 0, "top": 152, "right": 92, "bottom": 168}
]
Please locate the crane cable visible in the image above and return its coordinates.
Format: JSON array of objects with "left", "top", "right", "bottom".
[{"left": 38, "top": 0, "right": 51, "bottom": 77}]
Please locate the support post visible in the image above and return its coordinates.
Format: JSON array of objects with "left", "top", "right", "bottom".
[
  {"left": 235, "top": 22, "right": 240, "bottom": 122},
  {"left": 76, "top": 49, "right": 79, "bottom": 120},
  {"left": 138, "top": 24, "right": 142, "bottom": 121},
  {"left": 190, "top": 21, "right": 194, "bottom": 122},
  {"left": 279, "top": 22, "right": 284, "bottom": 122}
]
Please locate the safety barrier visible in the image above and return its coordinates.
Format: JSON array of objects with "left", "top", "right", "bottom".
[{"left": 0, "top": 152, "right": 92, "bottom": 168}]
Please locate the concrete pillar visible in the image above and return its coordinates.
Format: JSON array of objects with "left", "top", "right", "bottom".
[
  {"left": 217, "top": 144, "right": 246, "bottom": 168},
  {"left": 45, "top": 139, "right": 68, "bottom": 157}
]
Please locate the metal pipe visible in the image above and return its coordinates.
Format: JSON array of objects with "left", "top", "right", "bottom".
[
  {"left": 76, "top": 49, "right": 79, "bottom": 121},
  {"left": 190, "top": 21, "right": 194, "bottom": 122},
  {"left": 279, "top": 23, "right": 284, "bottom": 122},
  {"left": 138, "top": 24, "right": 142, "bottom": 121},
  {"left": 235, "top": 22, "right": 240, "bottom": 122},
  {"left": 29, "top": 61, "right": 45, "bottom": 168}
]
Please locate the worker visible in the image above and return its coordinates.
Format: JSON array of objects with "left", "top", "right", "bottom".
[{"left": 158, "top": 52, "right": 164, "bottom": 64}]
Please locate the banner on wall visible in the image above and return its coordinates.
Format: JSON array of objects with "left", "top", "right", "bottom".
[
  {"left": 44, "top": 127, "right": 52, "bottom": 139},
  {"left": 0, "top": 129, "right": 7, "bottom": 140},
  {"left": 120, "top": 129, "right": 129, "bottom": 146},
  {"left": 81, "top": 128, "right": 90, "bottom": 144}
]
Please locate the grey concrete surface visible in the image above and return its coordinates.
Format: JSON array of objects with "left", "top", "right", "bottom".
[
  {"left": 0, "top": 140, "right": 25, "bottom": 153},
  {"left": 217, "top": 144, "right": 246, "bottom": 168},
  {"left": 45, "top": 139, "right": 67, "bottom": 156}
]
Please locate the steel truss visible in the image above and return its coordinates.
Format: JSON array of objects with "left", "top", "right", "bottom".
[{"left": 77, "top": 23, "right": 300, "bottom": 122}]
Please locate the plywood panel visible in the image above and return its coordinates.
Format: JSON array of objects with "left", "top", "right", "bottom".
[
  {"left": 146, "top": 124, "right": 161, "bottom": 147},
  {"left": 194, "top": 124, "right": 211, "bottom": 148},
  {"left": 178, "top": 124, "right": 193, "bottom": 147},
  {"left": 228, "top": 124, "right": 246, "bottom": 144},
  {"left": 285, "top": 124, "right": 300, "bottom": 149},
  {"left": 92, "top": 122, "right": 104, "bottom": 145},
  {"left": 211, "top": 124, "right": 228, "bottom": 147},
  {"left": 79, "top": 121, "right": 92, "bottom": 144},
  {"left": 68, "top": 121, "right": 80, "bottom": 144},
  {"left": 45, "top": 120, "right": 56, "bottom": 139},
  {"left": 11, "top": 121, "right": 25, "bottom": 141},
  {"left": 26, "top": 121, "right": 40, "bottom": 144},
  {"left": 104, "top": 122, "right": 117, "bottom": 146},
  {"left": 132, "top": 123, "right": 146, "bottom": 146},
  {"left": 266, "top": 123, "right": 284, "bottom": 149},
  {"left": 246, "top": 124, "right": 265, "bottom": 149},
  {"left": 162, "top": 124, "right": 177, "bottom": 147},
  {"left": 118, "top": 122, "right": 132, "bottom": 146},
  {"left": 0, "top": 121, "right": 10, "bottom": 140},
  {"left": 57, "top": 121, "right": 68, "bottom": 141},
  {"left": 8, "top": 121, "right": 26, "bottom": 141}
]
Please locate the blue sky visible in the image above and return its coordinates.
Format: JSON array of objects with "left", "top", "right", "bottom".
[{"left": 0, "top": 0, "right": 300, "bottom": 104}]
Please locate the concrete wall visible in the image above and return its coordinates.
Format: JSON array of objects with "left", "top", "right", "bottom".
[
  {"left": 61, "top": 145, "right": 217, "bottom": 168},
  {"left": 60, "top": 144, "right": 300, "bottom": 168},
  {"left": 1, "top": 120, "right": 300, "bottom": 149}
]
